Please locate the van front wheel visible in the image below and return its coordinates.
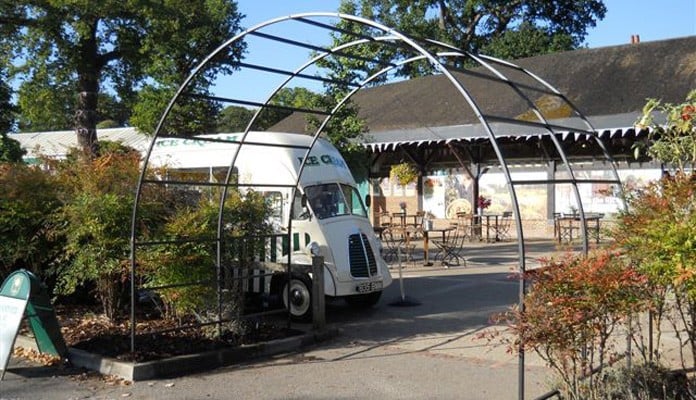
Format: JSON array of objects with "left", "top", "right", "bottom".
[
  {"left": 282, "top": 276, "right": 312, "bottom": 321},
  {"left": 344, "top": 291, "right": 382, "bottom": 308}
]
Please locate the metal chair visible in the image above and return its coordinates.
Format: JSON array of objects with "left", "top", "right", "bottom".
[
  {"left": 432, "top": 225, "right": 467, "bottom": 267},
  {"left": 381, "top": 226, "right": 415, "bottom": 264},
  {"left": 494, "top": 211, "right": 513, "bottom": 241}
]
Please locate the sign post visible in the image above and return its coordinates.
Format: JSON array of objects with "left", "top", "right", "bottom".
[{"left": 0, "top": 270, "right": 67, "bottom": 381}]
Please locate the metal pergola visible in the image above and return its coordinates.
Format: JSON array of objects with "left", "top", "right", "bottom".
[{"left": 129, "top": 13, "right": 623, "bottom": 399}]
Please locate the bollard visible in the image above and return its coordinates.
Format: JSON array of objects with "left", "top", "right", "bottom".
[{"left": 311, "top": 255, "right": 326, "bottom": 331}]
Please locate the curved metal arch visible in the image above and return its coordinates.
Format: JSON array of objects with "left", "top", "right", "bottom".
[{"left": 130, "top": 12, "right": 625, "bottom": 400}]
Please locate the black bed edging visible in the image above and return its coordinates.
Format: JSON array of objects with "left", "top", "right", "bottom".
[{"left": 15, "top": 328, "right": 339, "bottom": 381}]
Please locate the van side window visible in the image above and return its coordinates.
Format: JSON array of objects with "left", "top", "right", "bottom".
[
  {"left": 292, "top": 190, "right": 309, "bottom": 220},
  {"left": 341, "top": 183, "right": 367, "bottom": 218},
  {"left": 263, "top": 191, "right": 283, "bottom": 225}
]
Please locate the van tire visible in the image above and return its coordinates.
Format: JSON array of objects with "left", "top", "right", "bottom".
[
  {"left": 277, "top": 274, "right": 313, "bottom": 322},
  {"left": 344, "top": 291, "right": 382, "bottom": 308}
]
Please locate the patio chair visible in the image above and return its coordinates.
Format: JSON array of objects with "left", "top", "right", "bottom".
[
  {"left": 381, "top": 226, "right": 415, "bottom": 265},
  {"left": 411, "top": 211, "right": 425, "bottom": 239},
  {"left": 494, "top": 211, "right": 513, "bottom": 241},
  {"left": 555, "top": 214, "right": 580, "bottom": 243},
  {"left": 455, "top": 212, "right": 474, "bottom": 241},
  {"left": 432, "top": 225, "right": 467, "bottom": 267}
]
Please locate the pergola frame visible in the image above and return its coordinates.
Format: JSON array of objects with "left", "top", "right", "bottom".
[{"left": 130, "top": 13, "right": 624, "bottom": 399}]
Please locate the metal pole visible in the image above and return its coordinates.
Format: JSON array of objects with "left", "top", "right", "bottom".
[{"left": 312, "top": 255, "right": 326, "bottom": 331}]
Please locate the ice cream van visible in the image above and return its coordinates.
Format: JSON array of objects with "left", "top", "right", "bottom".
[{"left": 149, "top": 131, "right": 392, "bottom": 320}]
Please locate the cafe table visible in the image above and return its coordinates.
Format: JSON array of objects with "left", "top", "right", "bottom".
[
  {"left": 422, "top": 226, "right": 454, "bottom": 266},
  {"left": 480, "top": 213, "right": 502, "bottom": 242},
  {"left": 554, "top": 213, "right": 604, "bottom": 243}
]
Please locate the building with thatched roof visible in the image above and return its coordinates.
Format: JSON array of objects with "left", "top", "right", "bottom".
[
  {"left": 10, "top": 36, "right": 695, "bottom": 232},
  {"left": 272, "top": 36, "right": 696, "bottom": 225}
]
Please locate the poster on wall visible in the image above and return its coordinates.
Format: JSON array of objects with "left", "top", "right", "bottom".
[
  {"left": 444, "top": 172, "right": 473, "bottom": 219},
  {"left": 379, "top": 177, "right": 391, "bottom": 197},
  {"left": 404, "top": 181, "right": 416, "bottom": 196},
  {"left": 422, "top": 176, "right": 446, "bottom": 217}
]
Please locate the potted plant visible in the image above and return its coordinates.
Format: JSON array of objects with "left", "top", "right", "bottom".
[{"left": 477, "top": 195, "right": 491, "bottom": 214}]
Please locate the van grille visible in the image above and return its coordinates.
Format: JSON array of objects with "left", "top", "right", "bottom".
[{"left": 348, "top": 233, "right": 378, "bottom": 278}]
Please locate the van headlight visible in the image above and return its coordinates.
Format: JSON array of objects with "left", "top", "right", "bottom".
[{"left": 305, "top": 241, "right": 321, "bottom": 257}]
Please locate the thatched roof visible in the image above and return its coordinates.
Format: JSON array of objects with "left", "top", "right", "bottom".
[{"left": 272, "top": 36, "right": 696, "bottom": 140}]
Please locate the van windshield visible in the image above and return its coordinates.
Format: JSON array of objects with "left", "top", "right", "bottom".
[{"left": 305, "top": 183, "right": 367, "bottom": 220}]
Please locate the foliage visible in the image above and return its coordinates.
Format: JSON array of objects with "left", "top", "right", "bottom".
[
  {"left": 586, "top": 363, "right": 694, "bottom": 400},
  {"left": 131, "top": 86, "right": 221, "bottom": 136},
  {"left": 611, "top": 172, "right": 696, "bottom": 369},
  {"left": 480, "top": 22, "right": 575, "bottom": 61},
  {"left": 0, "top": 134, "right": 25, "bottom": 163},
  {"left": 389, "top": 162, "right": 419, "bottom": 186},
  {"left": 50, "top": 147, "right": 144, "bottom": 319},
  {"left": 15, "top": 67, "right": 76, "bottom": 132},
  {"left": 493, "top": 250, "right": 651, "bottom": 399},
  {"left": 634, "top": 89, "right": 696, "bottom": 171},
  {"left": 0, "top": 163, "right": 62, "bottom": 282},
  {"left": 140, "top": 189, "right": 272, "bottom": 320},
  {"left": 0, "top": 70, "right": 15, "bottom": 133},
  {"left": 327, "top": 0, "right": 606, "bottom": 82},
  {"left": 3, "top": 0, "right": 244, "bottom": 154},
  {"left": 297, "top": 85, "right": 370, "bottom": 180},
  {"left": 217, "top": 106, "right": 257, "bottom": 133},
  {"left": 216, "top": 88, "right": 323, "bottom": 133}
]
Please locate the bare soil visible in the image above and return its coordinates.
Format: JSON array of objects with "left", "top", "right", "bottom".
[{"left": 23, "top": 305, "right": 298, "bottom": 363}]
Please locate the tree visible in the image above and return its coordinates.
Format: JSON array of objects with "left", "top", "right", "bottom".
[
  {"left": 0, "top": 70, "right": 24, "bottom": 162},
  {"left": 635, "top": 89, "right": 696, "bottom": 171},
  {"left": 2, "top": 0, "right": 244, "bottom": 155},
  {"left": 16, "top": 67, "right": 76, "bottom": 132},
  {"left": 0, "top": 134, "right": 24, "bottom": 163},
  {"left": 0, "top": 70, "right": 14, "bottom": 134},
  {"left": 216, "top": 87, "right": 324, "bottom": 132},
  {"left": 328, "top": 0, "right": 606, "bottom": 82},
  {"left": 216, "top": 106, "right": 255, "bottom": 132}
]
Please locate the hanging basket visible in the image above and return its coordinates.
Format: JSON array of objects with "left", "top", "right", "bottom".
[{"left": 390, "top": 163, "right": 418, "bottom": 186}]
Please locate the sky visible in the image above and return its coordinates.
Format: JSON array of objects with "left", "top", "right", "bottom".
[
  {"left": 235, "top": 0, "right": 696, "bottom": 47},
  {"left": 226, "top": 0, "right": 696, "bottom": 102}
]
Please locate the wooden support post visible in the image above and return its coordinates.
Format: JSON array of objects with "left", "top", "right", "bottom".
[{"left": 311, "top": 256, "right": 325, "bottom": 331}]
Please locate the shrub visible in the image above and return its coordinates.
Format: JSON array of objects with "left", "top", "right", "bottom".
[
  {"left": 612, "top": 173, "right": 696, "bottom": 369},
  {"left": 588, "top": 362, "right": 693, "bottom": 400},
  {"left": 0, "top": 162, "right": 62, "bottom": 282},
  {"left": 494, "top": 250, "right": 651, "bottom": 400},
  {"left": 140, "top": 189, "right": 272, "bottom": 320},
  {"left": 50, "top": 147, "right": 144, "bottom": 320}
]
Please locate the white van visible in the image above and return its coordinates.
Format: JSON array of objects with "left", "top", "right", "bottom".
[{"left": 149, "top": 131, "right": 392, "bottom": 319}]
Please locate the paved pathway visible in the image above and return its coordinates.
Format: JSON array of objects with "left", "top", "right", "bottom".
[{"left": 4, "top": 240, "right": 576, "bottom": 399}]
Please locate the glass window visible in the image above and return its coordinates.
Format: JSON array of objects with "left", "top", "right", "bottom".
[
  {"left": 263, "top": 191, "right": 283, "bottom": 220},
  {"left": 341, "top": 183, "right": 367, "bottom": 217},
  {"left": 304, "top": 183, "right": 366, "bottom": 220},
  {"left": 292, "top": 189, "right": 310, "bottom": 220}
]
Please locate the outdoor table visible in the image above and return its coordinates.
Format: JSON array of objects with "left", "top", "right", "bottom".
[
  {"left": 391, "top": 212, "right": 419, "bottom": 228},
  {"left": 554, "top": 213, "right": 603, "bottom": 243},
  {"left": 481, "top": 214, "right": 502, "bottom": 242},
  {"left": 422, "top": 227, "right": 454, "bottom": 266}
]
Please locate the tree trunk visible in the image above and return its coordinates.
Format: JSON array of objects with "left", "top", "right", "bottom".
[{"left": 74, "top": 20, "right": 101, "bottom": 158}]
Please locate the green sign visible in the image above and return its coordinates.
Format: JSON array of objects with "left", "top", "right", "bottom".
[{"left": 0, "top": 270, "right": 67, "bottom": 381}]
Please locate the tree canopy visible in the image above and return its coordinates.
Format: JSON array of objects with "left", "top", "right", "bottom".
[
  {"left": 1, "top": 0, "right": 245, "bottom": 155},
  {"left": 216, "top": 87, "right": 324, "bottom": 133},
  {"left": 327, "top": 0, "right": 606, "bottom": 82},
  {"left": 0, "top": 70, "right": 14, "bottom": 134},
  {"left": 0, "top": 69, "right": 23, "bottom": 162}
]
